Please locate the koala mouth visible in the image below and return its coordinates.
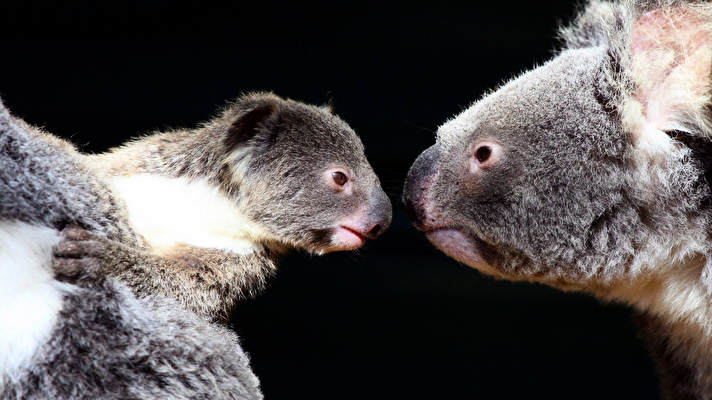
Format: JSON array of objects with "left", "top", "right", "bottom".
[
  {"left": 425, "top": 228, "right": 500, "bottom": 274},
  {"left": 325, "top": 226, "right": 366, "bottom": 252}
]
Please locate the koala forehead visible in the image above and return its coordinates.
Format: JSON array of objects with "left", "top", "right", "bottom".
[
  {"left": 270, "top": 103, "right": 368, "bottom": 172},
  {"left": 437, "top": 47, "right": 623, "bottom": 157}
]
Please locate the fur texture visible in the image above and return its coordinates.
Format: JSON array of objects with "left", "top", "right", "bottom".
[
  {"left": 2, "top": 273, "right": 262, "bottom": 400},
  {"left": 0, "top": 105, "right": 139, "bottom": 245},
  {"left": 0, "top": 221, "right": 63, "bottom": 377},
  {"left": 404, "top": 1, "right": 712, "bottom": 398},
  {"left": 0, "top": 100, "right": 262, "bottom": 399}
]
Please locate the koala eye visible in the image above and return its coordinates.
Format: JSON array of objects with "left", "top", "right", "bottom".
[
  {"left": 324, "top": 167, "right": 352, "bottom": 193},
  {"left": 474, "top": 146, "right": 492, "bottom": 163},
  {"left": 470, "top": 141, "right": 502, "bottom": 173},
  {"left": 332, "top": 171, "right": 348, "bottom": 186}
]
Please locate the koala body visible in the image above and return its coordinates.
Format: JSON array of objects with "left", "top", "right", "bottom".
[
  {"left": 54, "top": 92, "right": 392, "bottom": 320},
  {"left": 0, "top": 101, "right": 262, "bottom": 399},
  {"left": 404, "top": 1, "right": 712, "bottom": 398}
]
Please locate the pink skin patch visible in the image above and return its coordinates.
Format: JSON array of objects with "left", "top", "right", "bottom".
[
  {"left": 632, "top": 9, "right": 709, "bottom": 58},
  {"left": 330, "top": 226, "right": 366, "bottom": 251},
  {"left": 629, "top": 8, "right": 712, "bottom": 137},
  {"left": 326, "top": 211, "right": 370, "bottom": 252}
]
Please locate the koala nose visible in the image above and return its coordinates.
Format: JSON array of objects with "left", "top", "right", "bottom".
[
  {"left": 403, "top": 145, "right": 438, "bottom": 228},
  {"left": 403, "top": 196, "right": 419, "bottom": 225},
  {"left": 365, "top": 222, "right": 384, "bottom": 239},
  {"left": 366, "top": 186, "right": 392, "bottom": 239}
]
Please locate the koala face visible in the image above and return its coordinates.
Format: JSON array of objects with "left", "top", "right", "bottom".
[
  {"left": 226, "top": 94, "right": 392, "bottom": 254},
  {"left": 405, "top": 42, "right": 711, "bottom": 290},
  {"left": 406, "top": 49, "right": 627, "bottom": 284}
]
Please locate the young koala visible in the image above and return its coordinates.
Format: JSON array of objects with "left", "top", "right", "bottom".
[
  {"left": 0, "top": 100, "right": 262, "bottom": 399},
  {"left": 54, "top": 92, "right": 392, "bottom": 320},
  {"left": 404, "top": 1, "right": 712, "bottom": 399}
]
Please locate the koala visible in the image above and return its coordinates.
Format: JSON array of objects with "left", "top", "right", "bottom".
[
  {"left": 404, "top": 1, "right": 712, "bottom": 399},
  {"left": 53, "top": 92, "right": 392, "bottom": 320},
  {"left": 0, "top": 100, "right": 262, "bottom": 399}
]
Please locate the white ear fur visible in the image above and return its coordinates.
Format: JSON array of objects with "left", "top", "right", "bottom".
[{"left": 623, "top": 5, "right": 712, "bottom": 154}]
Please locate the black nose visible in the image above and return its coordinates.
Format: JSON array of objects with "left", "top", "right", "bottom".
[
  {"left": 366, "top": 187, "right": 392, "bottom": 239},
  {"left": 403, "top": 195, "right": 419, "bottom": 224},
  {"left": 403, "top": 145, "right": 438, "bottom": 228},
  {"left": 365, "top": 223, "right": 383, "bottom": 239}
]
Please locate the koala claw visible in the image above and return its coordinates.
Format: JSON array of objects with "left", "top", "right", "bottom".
[
  {"left": 60, "top": 224, "right": 91, "bottom": 241},
  {"left": 52, "top": 258, "right": 88, "bottom": 283},
  {"left": 52, "top": 225, "right": 111, "bottom": 283}
]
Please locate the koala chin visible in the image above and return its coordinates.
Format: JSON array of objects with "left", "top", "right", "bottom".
[{"left": 405, "top": 1, "right": 712, "bottom": 398}]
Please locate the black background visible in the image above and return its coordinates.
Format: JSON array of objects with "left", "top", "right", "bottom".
[{"left": 2, "top": 1, "right": 660, "bottom": 399}]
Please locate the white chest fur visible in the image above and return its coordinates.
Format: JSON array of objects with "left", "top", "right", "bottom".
[
  {"left": 605, "top": 257, "right": 712, "bottom": 344},
  {"left": 110, "top": 175, "right": 266, "bottom": 255},
  {"left": 0, "top": 221, "right": 70, "bottom": 378}
]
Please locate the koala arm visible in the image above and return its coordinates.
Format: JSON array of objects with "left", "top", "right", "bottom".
[{"left": 53, "top": 226, "right": 276, "bottom": 321}]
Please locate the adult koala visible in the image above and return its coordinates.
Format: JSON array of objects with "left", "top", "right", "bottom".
[{"left": 404, "top": 0, "right": 712, "bottom": 398}]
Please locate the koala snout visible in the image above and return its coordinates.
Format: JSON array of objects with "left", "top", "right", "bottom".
[
  {"left": 332, "top": 188, "right": 391, "bottom": 251},
  {"left": 403, "top": 145, "right": 439, "bottom": 229},
  {"left": 365, "top": 187, "right": 392, "bottom": 239}
]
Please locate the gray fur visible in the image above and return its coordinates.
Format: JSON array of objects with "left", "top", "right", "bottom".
[
  {"left": 55, "top": 92, "right": 391, "bottom": 321},
  {"left": 0, "top": 103, "right": 139, "bottom": 245},
  {"left": 0, "top": 100, "right": 262, "bottom": 399},
  {"left": 3, "top": 279, "right": 262, "bottom": 400},
  {"left": 404, "top": 1, "right": 712, "bottom": 398}
]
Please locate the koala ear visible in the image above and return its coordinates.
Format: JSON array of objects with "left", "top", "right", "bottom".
[
  {"left": 622, "top": 6, "right": 712, "bottom": 154},
  {"left": 559, "top": 1, "right": 617, "bottom": 50},
  {"left": 225, "top": 93, "right": 282, "bottom": 149}
]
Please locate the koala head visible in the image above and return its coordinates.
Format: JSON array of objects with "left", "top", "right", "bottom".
[
  {"left": 221, "top": 92, "right": 391, "bottom": 254},
  {"left": 404, "top": 1, "right": 712, "bottom": 293}
]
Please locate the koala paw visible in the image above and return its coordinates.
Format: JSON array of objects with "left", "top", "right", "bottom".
[{"left": 52, "top": 225, "right": 115, "bottom": 283}]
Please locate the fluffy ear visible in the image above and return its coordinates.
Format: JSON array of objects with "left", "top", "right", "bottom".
[
  {"left": 559, "top": 1, "right": 618, "bottom": 50},
  {"left": 225, "top": 93, "right": 282, "bottom": 149},
  {"left": 622, "top": 5, "right": 712, "bottom": 154}
]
